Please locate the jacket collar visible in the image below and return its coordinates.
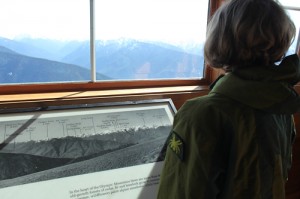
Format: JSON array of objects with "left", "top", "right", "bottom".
[{"left": 210, "top": 54, "right": 300, "bottom": 114}]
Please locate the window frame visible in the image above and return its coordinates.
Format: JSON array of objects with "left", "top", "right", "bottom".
[{"left": 284, "top": 4, "right": 300, "bottom": 93}]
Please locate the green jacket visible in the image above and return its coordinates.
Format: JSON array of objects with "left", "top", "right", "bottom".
[{"left": 157, "top": 54, "right": 300, "bottom": 199}]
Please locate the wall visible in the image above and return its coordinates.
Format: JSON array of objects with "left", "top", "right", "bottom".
[{"left": 286, "top": 112, "right": 300, "bottom": 199}]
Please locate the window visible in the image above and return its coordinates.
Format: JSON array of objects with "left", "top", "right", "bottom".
[
  {"left": 0, "top": 0, "right": 209, "bottom": 85},
  {"left": 278, "top": 0, "right": 300, "bottom": 55},
  {"left": 0, "top": 0, "right": 90, "bottom": 84},
  {"left": 287, "top": 10, "right": 300, "bottom": 55},
  {"left": 94, "top": 0, "right": 208, "bottom": 80}
]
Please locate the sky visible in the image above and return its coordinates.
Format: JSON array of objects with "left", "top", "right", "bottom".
[
  {"left": 0, "top": 0, "right": 90, "bottom": 41},
  {"left": 0, "top": 0, "right": 298, "bottom": 49},
  {"left": 0, "top": 0, "right": 209, "bottom": 45}
]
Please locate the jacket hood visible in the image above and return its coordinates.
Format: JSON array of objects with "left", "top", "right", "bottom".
[{"left": 210, "top": 54, "right": 300, "bottom": 114}]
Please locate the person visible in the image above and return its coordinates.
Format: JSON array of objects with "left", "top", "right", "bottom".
[{"left": 156, "top": 0, "right": 300, "bottom": 198}]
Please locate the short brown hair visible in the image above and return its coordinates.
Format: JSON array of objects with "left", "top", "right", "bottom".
[{"left": 204, "top": 0, "right": 296, "bottom": 69}]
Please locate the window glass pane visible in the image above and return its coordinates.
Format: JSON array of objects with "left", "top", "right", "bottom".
[
  {"left": 0, "top": 0, "right": 90, "bottom": 84},
  {"left": 94, "top": 0, "right": 209, "bottom": 80},
  {"left": 277, "top": 0, "right": 299, "bottom": 8},
  {"left": 286, "top": 10, "right": 300, "bottom": 55}
]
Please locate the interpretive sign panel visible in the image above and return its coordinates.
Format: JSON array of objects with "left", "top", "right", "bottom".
[{"left": 0, "top": 99, "right": 176, "bottom": 199}]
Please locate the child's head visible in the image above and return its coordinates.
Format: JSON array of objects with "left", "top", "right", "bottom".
[{"left": 204, "top": 0, "right": 296, "bottom": 70}]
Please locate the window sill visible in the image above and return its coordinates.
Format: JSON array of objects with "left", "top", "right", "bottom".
[
  {"left": 0, "top": 85, "right": 210, "bottom": 110},
  {"left": 0, "top": 82, "right": 298, "bottom": 111}
]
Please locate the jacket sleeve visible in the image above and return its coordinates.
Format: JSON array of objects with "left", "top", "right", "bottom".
[{"left": 157, "top": 99, "right": 233, "bottom": 199}]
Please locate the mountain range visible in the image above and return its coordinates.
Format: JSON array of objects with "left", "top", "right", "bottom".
[
  {"left": 0, "top": 37, "right": 204, "bottom": 83},
  {"left": 0, "top": 47, "right": 109, "bottom": 83},
  {"left": 0, "top": 126, "right": 170, "bottom": 182}
]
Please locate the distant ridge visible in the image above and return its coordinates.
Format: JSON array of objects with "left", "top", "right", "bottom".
[
  {"left": 2, "top": 136, "right": 131, "bottom": 158},
  {"left": 62, "top": 40, "right": 204, "bottom": 79},
  {"left": 0, "top": 37, "right": 204, "bottom": 82},
  {"left": 0, "top": 49, "right": 110, "bottom": 83}
]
